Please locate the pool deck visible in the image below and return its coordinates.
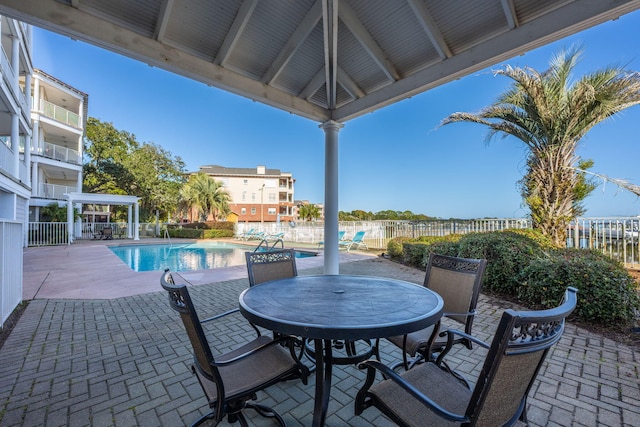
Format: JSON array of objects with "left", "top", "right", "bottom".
[
  {"left": 22, "top": 238, "right": 374, "bottom": 300},
  {"left": 5, "top": 238, "right": 639, "bottom": 426}
]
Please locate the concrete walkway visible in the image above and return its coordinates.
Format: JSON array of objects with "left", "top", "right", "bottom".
[{"left": 1, "top": 242, "right": 639, "bottom": 426}]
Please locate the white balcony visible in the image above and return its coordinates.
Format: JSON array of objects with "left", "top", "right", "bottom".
[
  {"left": 37, "top": 183, "right": 78, "bottom": 200},
  {"left": 39, "top": 99, "right": 80, "bottom": 128},
  {"left": 33, "top": 140, "right": 81, "bottom": 164}
]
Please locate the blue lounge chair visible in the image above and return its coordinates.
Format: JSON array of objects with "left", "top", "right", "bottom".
[
  {"left": 339, "top": 231, "right": 368, "bottom": 252},
  {"left": 237, "top": 228, "right": 255, "bottom": 240},
  {"left": 317, "top": 231, "right": 346, "bottom": 248},
  {"left": 265, "top": 232, "right": 285, "bottom": 242}
]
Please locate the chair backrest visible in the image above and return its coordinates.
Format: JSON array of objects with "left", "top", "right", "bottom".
[
  {"left": 466, "top": 287, "right": 578, "bottom": 426},
  {"left": 424, "top": 253, "right": 486, "bottom": 329},
  {"left": 338, "top": 231, "right": 346, "bottom": 240},
  {"left": 160, "top": 270, "right": 219, "bottom": 383},
  {"left": 102, "top": 227, "right": 112, "bottom": 236},
  {"left": 352, "top": 231, "right": 365, "bottom": 242},
  {"left": 245, "top": 248, "right": 298, "bottom": 286}
]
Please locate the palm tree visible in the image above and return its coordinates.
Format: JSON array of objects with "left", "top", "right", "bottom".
[
  {"left": 441, "top": 45, "right": 640, "bottom": 246},
  {"left": 298, "top": 203, "right": 321, "bottom": 221},
  {"left": 180, "top": 172, "right": 231, "bottom": 222}
]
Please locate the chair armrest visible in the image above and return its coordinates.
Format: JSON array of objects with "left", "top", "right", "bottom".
[
  {"left": 200, "top": 308, "right": 240, "bottom": 323},
  {"left": 435, "top": 328, "right": 490, "bottom": 365},
  {"left": 357, "top": 359, "right": 470, "bottom": 423},
  {"left": 211, "top": 334, "right": 302, "bottom": 367},
  {"left": 200, "top": 307, "right": 262, "bottom": 337}
]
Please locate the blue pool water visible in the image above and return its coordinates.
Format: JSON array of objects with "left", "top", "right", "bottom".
[{"left": 110, "top": 242, "right": 315, "bottom": 272}]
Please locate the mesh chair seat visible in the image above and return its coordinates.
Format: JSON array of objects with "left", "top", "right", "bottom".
[{"left": 197, "top": 335, "right": 301, "bottom": 402}]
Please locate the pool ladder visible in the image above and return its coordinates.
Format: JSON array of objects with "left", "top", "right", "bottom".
[{"left": 255, "top": 238, "right": 284, "bottom": 252}]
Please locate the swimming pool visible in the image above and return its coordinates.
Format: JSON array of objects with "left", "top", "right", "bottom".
[{"left": 110, "top": 242, "right": 316, "bottom": 272}]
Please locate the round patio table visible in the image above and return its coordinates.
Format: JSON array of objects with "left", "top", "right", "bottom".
[{"left": 239, "top": 274, "right": 444, "bottom": 427}]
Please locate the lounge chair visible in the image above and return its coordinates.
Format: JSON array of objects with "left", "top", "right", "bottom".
[
  {"left": 236, "top": 228, "right": 254, "bottom": 240},
  {"left": 339, "top": 231, "right": 367, "bottom": 252},
  {"left": 265, "top": 232, "right": 285, "bottom": 242},
  {"left": 101, "top": 227, "right": 113, "bottom": 240},
  {"left": 317, "top": 230, "right": 346, "bottom": 248}
]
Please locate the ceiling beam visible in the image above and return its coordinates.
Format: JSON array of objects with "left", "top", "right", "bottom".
[
  {"left": 338, "top": 1, "right": 400, "bottom": 81},
  {"left": 0, "top": 0, "right": 330, "bottom": 121},
  {"left": 337, "top": 65, "right": 365, "bottom": 98},
  {"left": 406, "top": 0, "right": 452, "bottom": 59},
  {"left": 214, "top": 0, "right": 258, "bottom": 66},
  {"left": 322, "top": 0, "right": 338, "bottom": 109},
  {"left": 501, "top": 0, "right": 518, "bottom": 29},
  {"left": 334, "top": 0, "right": 640, "bottom": 121},
  {"left": 262, "top": 0, "right": 322, "bottom": 85},
  {"left": 154, "top": 0, "right": 174, "bottom": 42}
]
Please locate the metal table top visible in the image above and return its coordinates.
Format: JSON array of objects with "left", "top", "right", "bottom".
[{"left": 239, "top": 274, "right": 444, "bottom": 341}]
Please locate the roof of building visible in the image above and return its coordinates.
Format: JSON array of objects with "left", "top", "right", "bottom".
[{"left": 198, "top": 165, "right": 286, "bottom": 177}]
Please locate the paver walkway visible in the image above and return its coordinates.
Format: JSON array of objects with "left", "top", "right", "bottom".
[{"left": 1, "top": 242, "right": 639, "bottom": 426}]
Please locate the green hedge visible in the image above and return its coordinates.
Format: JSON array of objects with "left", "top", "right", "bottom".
[
  {"left": 389, "top": 230, "right": 640, "bottom": 327},
  {"left": 166, "top": 222, "right": 234, "bottom": 239},
  {"left": 520, "top": 249, "right": 640, "bottom": 324}
]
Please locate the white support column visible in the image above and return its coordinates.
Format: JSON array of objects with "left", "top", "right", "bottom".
[
  {"left": 320, "top": 120, "right": 343, "bottom": 275},
  {"left": 127, "top": 205, "right": 133, "bottom": 238},
  {"left": 24, "top": 134, "right": 31, "bottom": 187},
  {"left": 25, "top": 73, "right": 32, "bottom": 111},
  {"left": 31, "top": 160, "right": 38, "bottom": 196},
  {"left": 24, "top": 74, "right": 32, "bottom": 188},
  {"left": 67, "top": 198, "right": 74, "bottom": 244},
  {"left": 11, "top": 113, "right": 19, "bottom": 175},
  {"left": 11, "top": 37, "right": 19, "bottom": 88},
  {"left": 134, "top": 202, "right": 140, "bottom": 240}
]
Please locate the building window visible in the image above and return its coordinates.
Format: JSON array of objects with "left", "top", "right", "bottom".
[
  {"left": 269, "top": 193, "right": 276, "bottom": 202},
  {"left": 251, "top": 208, "right": 256, "bottom": 215},
  {"left": 241, "top": 208, "right": 246, "bottom": 214},
  {"left": 268, "top": 208, "right": 276, "bottom": 215},
  {"left": 251, "top": 193, "right": 256, "bottom": 201},
  {"left": 243, "top": 179, "right": 248, "bottom": 185}
]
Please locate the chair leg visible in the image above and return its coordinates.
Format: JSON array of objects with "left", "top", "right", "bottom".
[
  {"left": 190, "top": 410, "right": 217, "bottom": 427},
  {"left": 245, "top": 403, "right": 286, "bottom": 426}
]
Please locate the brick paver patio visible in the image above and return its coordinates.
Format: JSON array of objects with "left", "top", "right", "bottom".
[{"left": 1, "top": 246, "right": 639, "bottom": 426}]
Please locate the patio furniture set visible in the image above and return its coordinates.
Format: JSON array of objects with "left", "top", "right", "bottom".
[{"left": 160, "top": 250, "right": 577, "bottom": 427}]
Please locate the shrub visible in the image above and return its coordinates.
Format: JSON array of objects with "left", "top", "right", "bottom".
[
  {"left": 454, "top": 231, "right": 546, "bottom": 295},
  {"left": 387, "top": 237, "right": 412, "bottom": 258},
  {"left": 166, "top": 222, "right": 235, "bottom": 238},
  {"left": 401, "top": 235, "right": 463, "bottom": 267},
  {"left": 520, "top": 249, "right": 640, "bottom": 325}
]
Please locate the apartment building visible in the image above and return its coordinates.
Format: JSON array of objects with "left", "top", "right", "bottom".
[
  {"left": 0, "top": 16, "right": 33, "bottom": 326},
  {"left": 29, "top": 69, "right": 88, "bottom": 221},
  {"left": 196, "top": 165, "right": 295, "bottom": 223}
]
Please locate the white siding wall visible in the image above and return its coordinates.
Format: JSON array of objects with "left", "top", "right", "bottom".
[{"left": 0, "top": 221, "right": 23, "bottom": 327}]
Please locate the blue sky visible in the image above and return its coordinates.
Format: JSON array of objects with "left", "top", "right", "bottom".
[{"left": 32, "top": 10, "right": 640, "bottom": 219}]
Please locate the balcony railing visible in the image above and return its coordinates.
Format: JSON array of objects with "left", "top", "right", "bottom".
[
  {"left": 37, "top": 183, "right": 78, "bottom": 200},
  {"left": 33, "top": 140, "right": 81, "bottom": 164},
  {"left": 40, "top": 99, "right": 80, "bottom": 128}
]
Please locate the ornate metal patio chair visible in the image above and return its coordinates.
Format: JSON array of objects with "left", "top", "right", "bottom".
[
  {"left": 383, "top": 253, "right": 487, "bottom": 371},
  {"left": 355, "top": 287, "right": 578, "bottom": 427},
  {"left": 160, "top": 269, "right": 308, "bottom": 427},
  {"left": 245, "top": 249, "right": 298, "bottom": 286}
]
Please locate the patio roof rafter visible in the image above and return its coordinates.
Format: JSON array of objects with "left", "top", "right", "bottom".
[{"left": 3, "top": 0, "right": 640, "bottom": 273}]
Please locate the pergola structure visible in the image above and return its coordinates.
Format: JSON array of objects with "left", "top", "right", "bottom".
[
  {"left": 2, "top": 0, "right": 640, "bottom": 273},
  {"left": 65, "top": 192, "right": 140, "bottom": 242}
]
